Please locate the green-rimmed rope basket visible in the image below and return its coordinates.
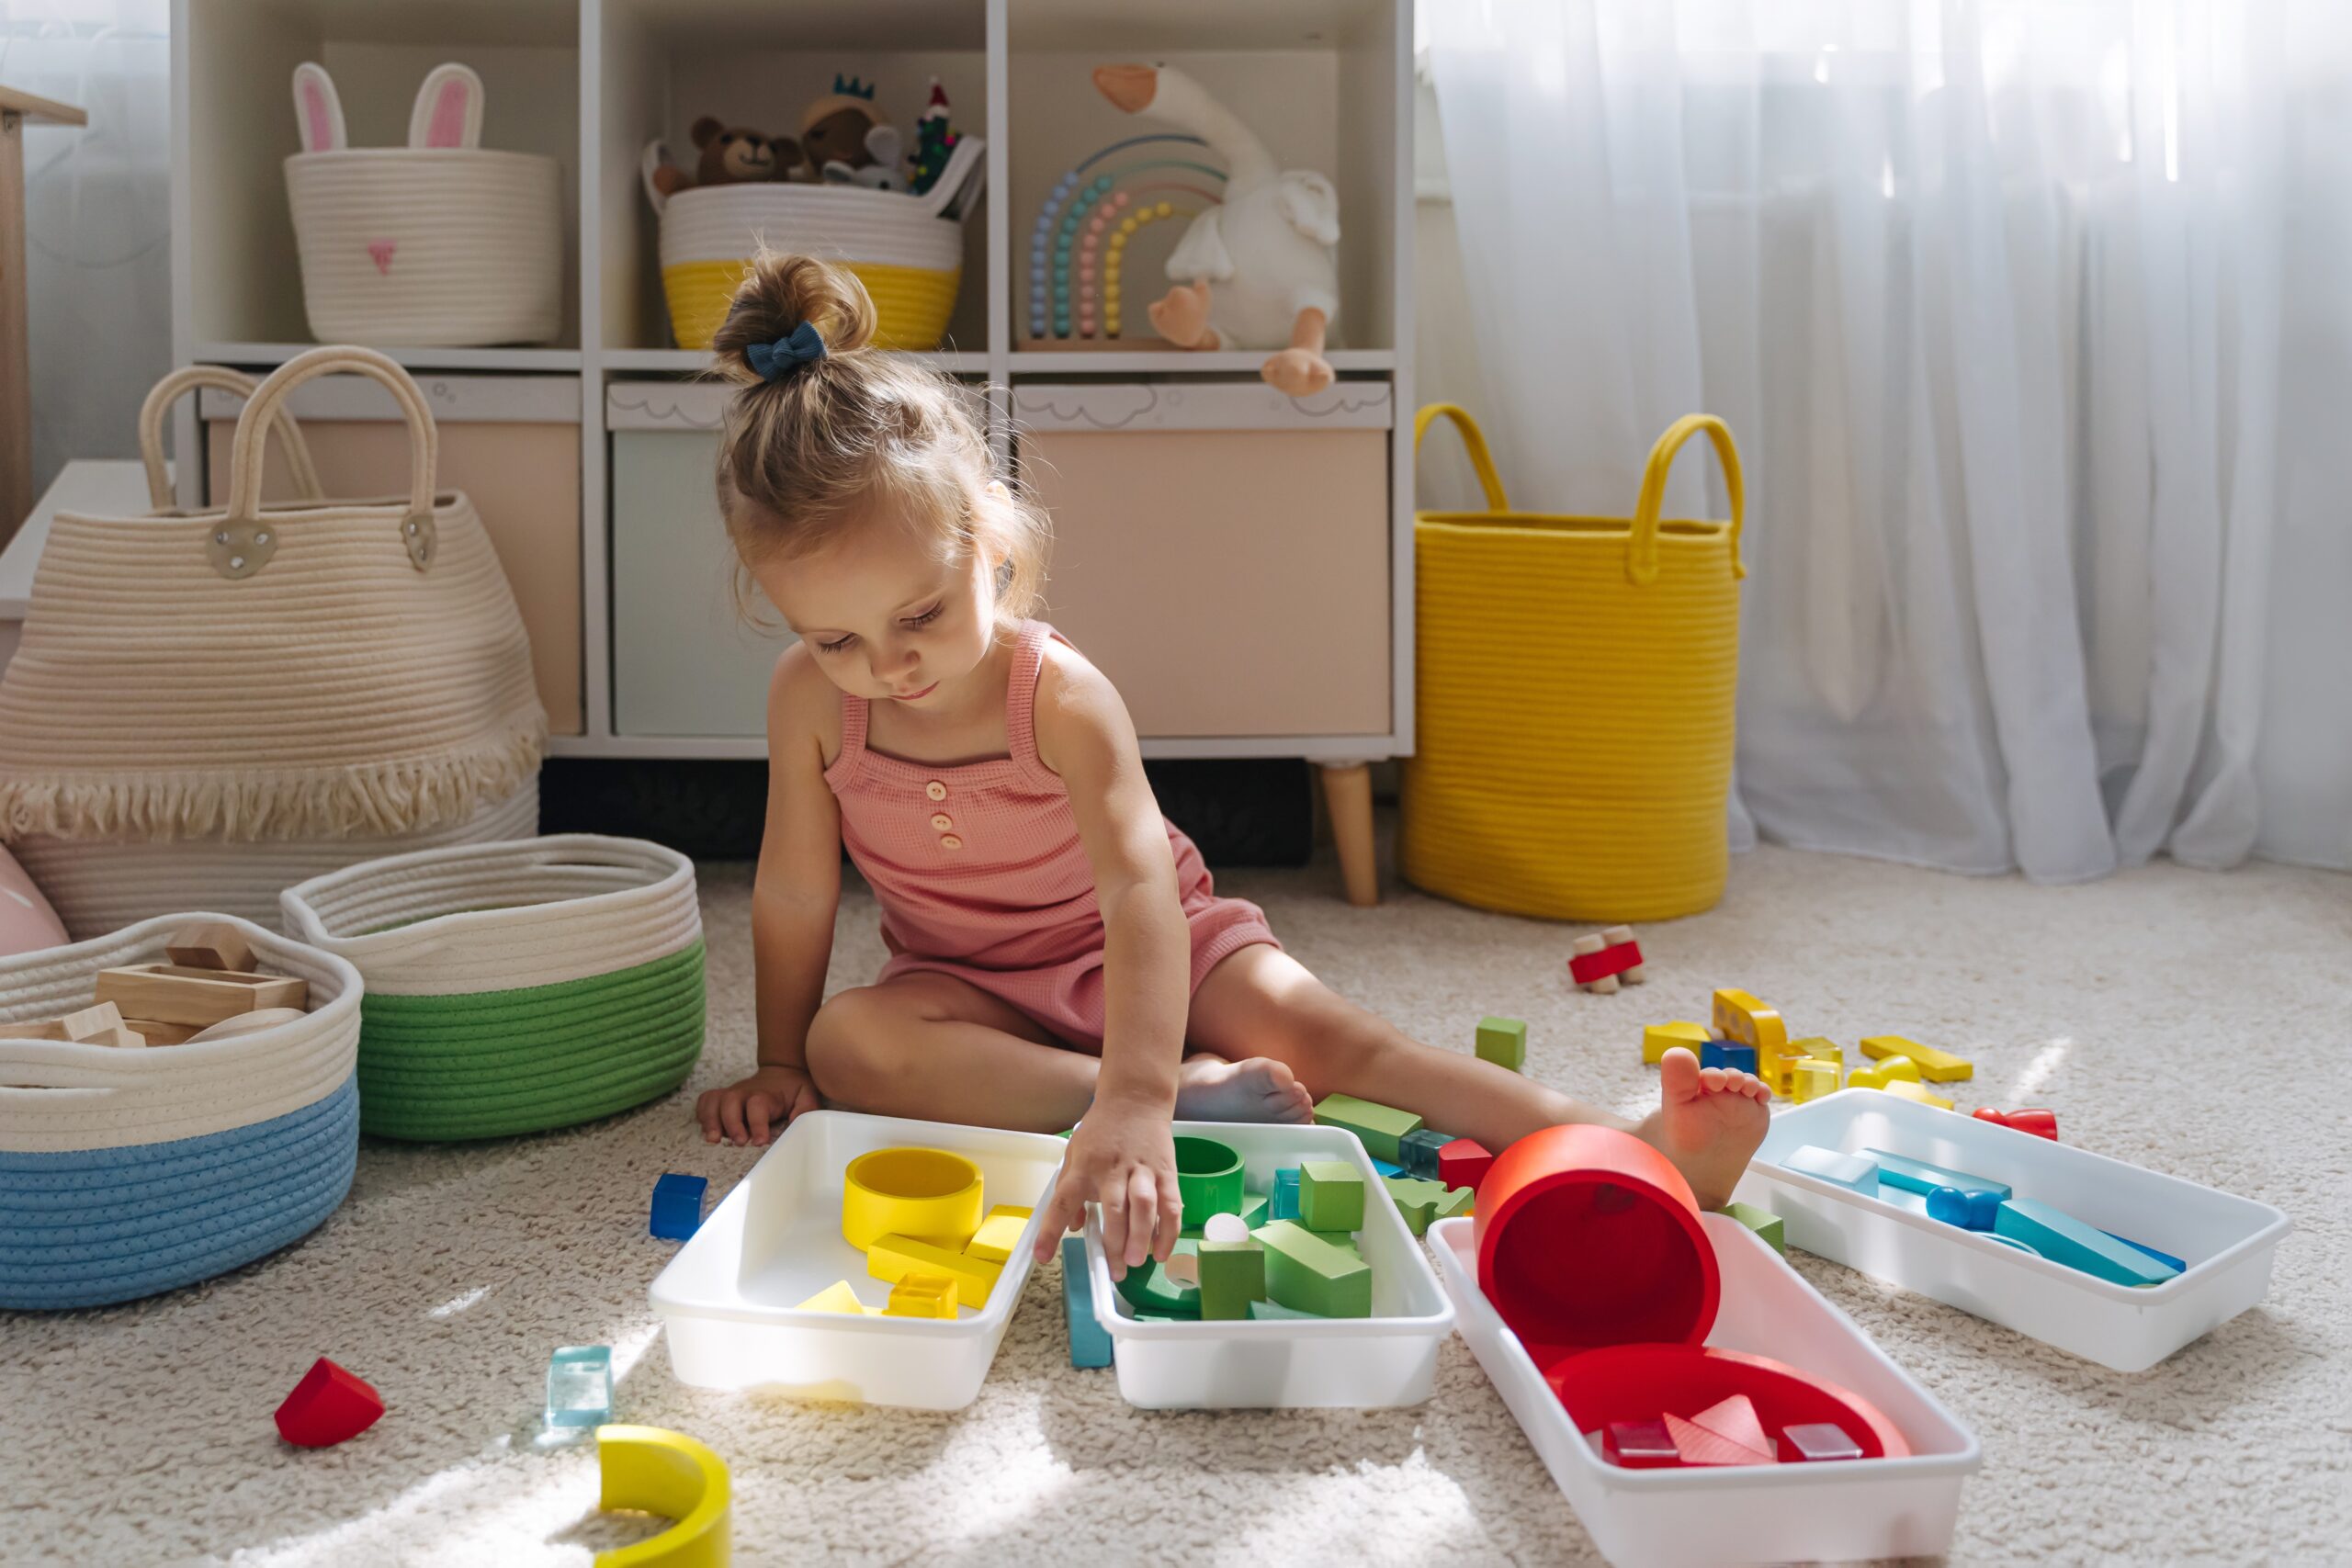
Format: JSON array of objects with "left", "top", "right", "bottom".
[{"left": 279, "top": 836, "right": 702, "bottom": 1141}]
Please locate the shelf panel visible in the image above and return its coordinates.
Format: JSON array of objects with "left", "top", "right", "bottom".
[
  {"left": 194, "top": 342, "right": 583, "bottom": 372},
  {"left": 1010, "top": 349, "right": 1393, "bottom": 377},
  {"left": 602, "top": 347, "right": 984, "bottom": 375}
]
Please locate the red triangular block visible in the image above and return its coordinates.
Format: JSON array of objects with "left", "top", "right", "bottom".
[
  {"left": 1666, "top": 1409, "right": 1775, "bottom": 1466},
  {"left": 275, "top": 1357, "right": 384, "bottom": 1448},
  {"left": 1688, "top": 1393, "right": 1773, "bottom": 1459}
]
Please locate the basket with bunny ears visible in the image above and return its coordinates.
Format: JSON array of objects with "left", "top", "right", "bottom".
[{"left": 284, "top": 62, "right": 563, "bottom": 346}]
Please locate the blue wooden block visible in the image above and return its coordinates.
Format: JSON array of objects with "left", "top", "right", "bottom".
[
  {"left": 1782, "top": 1145, "right": 1880, "bottom": 1198},
  {"left": 1863, "top": 1149, "right": 2010, "bottom": 1201},
  {"left": 1060, "top": 1235, "right": 1114, "bottom": 1366},
  {"left": 1996, "top": 1198, "right": 2179, "bottom": 1285},
  {"left": 1701, "top": 1041, "right": 1758, "bottom": 1075},
  {"left": 1926, "top": 1185, "right": 2001, "bottom": 1230},
  {"left": 1369, "top": 1156, "right": 1405, "bottom": 1179},
  {"left": 2103, "top": 1231, "right": 2188, "bottom": 1274},
  {"left": 1271, "top": 1167, "right": 1302, "bottom": 1222},
  {"left": 650, "top": 1173, "right": 708, "bottom": 1240}
]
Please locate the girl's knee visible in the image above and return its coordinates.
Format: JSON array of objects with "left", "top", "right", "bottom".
[{"left": 803, "top": 986, "right": 906, "bottom": 1101}]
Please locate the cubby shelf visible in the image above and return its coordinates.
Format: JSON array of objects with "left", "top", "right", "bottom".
[{"left": 169, "top": 0, "right": 1415, "bottom": 787}]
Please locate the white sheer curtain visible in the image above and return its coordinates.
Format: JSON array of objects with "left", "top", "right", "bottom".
[
  {"left": 1427, "top": 0, "right": 2352, "bottom": 878},
  {"left": 2, "top": 0, "right": 171, "bottom": 505}
]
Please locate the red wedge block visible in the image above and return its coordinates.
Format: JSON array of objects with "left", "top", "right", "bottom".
[
  {"left": 1666, "top": 1408, "right": 1776, "bottom": 1466},
  {"left": 1688, "top": 1393, "right": 1773, "bottom": 1458},
  {"left": 1436, "top": 1137, "right": 1494, "bottom": 1194},
  {"left": 275, "top": 1358, "right": 384, "bottom": 1448}
]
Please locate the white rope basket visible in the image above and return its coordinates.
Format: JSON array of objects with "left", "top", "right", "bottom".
[
  {"left": 284, "top": 62, "right": 561, "bottom": 346},
  {"left": 280, "top": 836, "right": 703, "bottom": 1141},
  {"left": 13, "top": 777, "right": 537, "bottom": 941}
]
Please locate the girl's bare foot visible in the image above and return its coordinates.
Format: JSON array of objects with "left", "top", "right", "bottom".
[
  {"left": 1173, "top": 1054, "right": 1315, "bottom": 1123},
  {"left": 1634, "top": 1047, "right": 1772, "bottom": 1210}
]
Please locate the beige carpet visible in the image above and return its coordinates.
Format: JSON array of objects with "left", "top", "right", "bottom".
[{"left": 4, "top": 838, "right": 2346, "bottom": 1566}]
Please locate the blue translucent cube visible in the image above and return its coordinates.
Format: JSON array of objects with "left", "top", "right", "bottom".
[
  {"left": 650, "top": 1172, "right": 707, "bottom": 1240},
  {"left": 1271, "top": 1167, "right": 1302, "bottom": 1223},
  {"left": 544, "top": 1345, "right": 612, "bottom": 1433}
]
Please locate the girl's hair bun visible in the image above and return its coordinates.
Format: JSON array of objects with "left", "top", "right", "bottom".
[{"left": 711, "top": 250, "right": 877, "bottom": 385}]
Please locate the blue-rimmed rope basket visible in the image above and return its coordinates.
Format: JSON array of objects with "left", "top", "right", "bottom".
[
  {"left": 0, "top": 913, "right": 362, "bottom": 1310},
  {"left": 280, "top": 836, "right": 704, "bottom": 1142}
]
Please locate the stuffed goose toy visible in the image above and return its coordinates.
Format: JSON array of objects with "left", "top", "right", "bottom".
[{"left": 1093, "top": 63, "right": 1340, "bottom": 397}]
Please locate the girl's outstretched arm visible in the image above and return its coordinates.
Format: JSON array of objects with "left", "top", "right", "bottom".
[
  {"left": 696, "top": 647, "right": 842, "bottom": 1145},
  {"left": 1026, "top": 643, "right": 1190, "bottom": 1275}
]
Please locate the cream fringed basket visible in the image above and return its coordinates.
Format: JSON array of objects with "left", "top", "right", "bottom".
[
  {"left": 0, "top": 915, "right": 362, "bottom": 1310},
  {"left": 0, "top": 350, "right": 547, "bottom": 936},
  {"left": 281, "top": 837, "right": 704, "bottom": 1142}
]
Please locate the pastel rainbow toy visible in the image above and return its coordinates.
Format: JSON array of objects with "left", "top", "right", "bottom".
[
  {"left": 1027, "top": 134, "right": 1226, "bottom": 340},
  {"left": 280, "top": 835, "right": 703, "bottom": 1142},
  {"left": 0, "top": 914, "right": 362, "bottom": 1310}
]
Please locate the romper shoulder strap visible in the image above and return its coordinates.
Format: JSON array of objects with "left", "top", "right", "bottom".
[{"left": 822, "top": 689, "right": 870, "bottom": 790}]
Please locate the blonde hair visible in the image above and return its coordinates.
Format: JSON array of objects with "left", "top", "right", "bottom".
[{"left": 710, "top": 252, "right": 1047, "bottom": 624}]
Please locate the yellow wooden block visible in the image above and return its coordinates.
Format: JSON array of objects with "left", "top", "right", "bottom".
[
  {"left": 1643, "top": 1021, "right": 1710, "bottom": 1066},
  {"left": 884, "top": 1272, "right": 960, "bottom": 1318},
  {"left": 868, "top": 1233, "right": 1002, "bottom": 1309},
  {"left": 1790, "top": 1058, "right": 1842, "bottom": 1102},
  {"left": 1712, "top": 988, "right": 1791, "bottom": 1083},
  {"left": 1848, "top": 1056, "right": 1923, "bottom": 1090},
  {"left": 1878, "top": 1078, "right": 1954, "bottom": 1111},
  {"left": 1860, "top": 1034, "right": 1973, "bottom": 1083},
  {"left": 793, "top": 1280, "right": 873, "bottom": 1315},
  {"left": 963, "top": 1205, "right": 1033, "bottom": 1265}
]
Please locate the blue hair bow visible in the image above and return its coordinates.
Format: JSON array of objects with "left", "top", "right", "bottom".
[{"left": 747, "top": 321, "right": 827, "bottom": 381}]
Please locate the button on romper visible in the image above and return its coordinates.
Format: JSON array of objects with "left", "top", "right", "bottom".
[{"left": 823, "top": 620, "right": 1279, "bottom": 1051}]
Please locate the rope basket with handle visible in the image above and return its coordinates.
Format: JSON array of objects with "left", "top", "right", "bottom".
[{"left": 1402, "top": 406, "right": 1747, "bottom": 922}]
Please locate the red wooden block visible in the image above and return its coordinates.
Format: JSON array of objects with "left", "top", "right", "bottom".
[
  {"left": 1665, "top": 1410, "right": 1776, "bottom": 1466},
  {"left": 1688, "top": 1393, "right": 1772, "bottom": 1458},
  {"left": 275, "top": 1358, "right": 384, "bottom": 1448},
  {"left": 1568, "top": 940, "right": 1644, "bottom": 987},
  {"left": 1436, "top": 1137, "right": 1494, "bottom": 1194},
  {"left": 1973, "top": 1107, "right": 2060, "bottom": 1142}
]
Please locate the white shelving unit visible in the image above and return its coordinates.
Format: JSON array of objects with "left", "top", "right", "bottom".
[{"left": 169, "top": 0, "right": 1412, "bottom": 898}]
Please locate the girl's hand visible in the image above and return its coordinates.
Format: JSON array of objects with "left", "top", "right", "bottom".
[
  {"left": 1033, "top": 1099, "right": 1183, "bottom": 1280},
  {"left": 695, "top": 1064, "right": 821, "bottom": 1146}
]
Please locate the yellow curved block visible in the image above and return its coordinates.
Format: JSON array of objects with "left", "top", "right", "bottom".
[
  {"left": 1877, "top": 1078, "right": 1954, "bottom": 1111},
  {"left": 1642, "top": 1021, "right": 1710, "bottom": 1066},
  {"left": 594, "top": 1425, "right": 730, "bottom": 1568},
  {"left": 1848, "top": 1056, "right": 1923, "bottom": 1090}
]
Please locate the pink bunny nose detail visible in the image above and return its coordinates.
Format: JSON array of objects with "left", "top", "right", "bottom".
[{"left": 368, "top": 240, "right": 396, "bottom": 275}]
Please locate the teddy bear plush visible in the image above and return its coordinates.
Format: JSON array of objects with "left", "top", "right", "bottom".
[
  {"left": 649, "top": 116, "right": 803, "bottom": 196},
  {"left": 801, "top": 75, "right": 903, "bottom": 191}
]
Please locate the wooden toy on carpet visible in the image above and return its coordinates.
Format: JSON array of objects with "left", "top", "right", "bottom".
[
  {"left": 1061, "top": 1235, "right": 1114, "bottom": 1366},
  {"left": 1710, "top": 987, "right": 1789, "bottom": 1086},
  {"left": 650, "top": 1173, "right": 708, "bottom": 1241},
  {"left": 543, "top": 1345, "right": 613, "bottom": 1437},
  {"left": 1715, "top": 1201, "right": 1786, "bottom": 1256},
  {"left": 1396, "top": 1126, "right": 1453, "bottom": 1179},
  {"left": 1789, "top": 1056, "right": 1842, "bottom": 1102},
  {"left": 591, "top": 1425, "right": 731, "bottom": 1568},
  {"left": 1845, "top": 1055, "right": 1922, "bottom": 1091},
  {"left": 1860, "top": 1034, "right": 1973, "bottom": 1083},
  {"left": 1312, "top": 1092, "right": 1422, "bottom": 1164},
  {"left": 1642, "top": 1021, "right": 1708, "bottom": 1065},
  {"left": 1700, "top": 1041, "right": 1758, "bottom": 1075},
  {"left": 1878, "top": 1079, "right": 1954, "bottom": 1111},
  {"left": 1974, "top": 1107, "right": 2060, "bottom": 1141},
  {"left": 1569, "top": 926, "right": 1645, "bottom": 993},
  {"left": 275, "top": 1357, "right": 384, "bottom": 1448},
  {"left": 1436, "top": 1137, "right": 1494, "bottom": 1193},
  {"left": 1781, "top": 1037, "right": 1843, "bottom": 1097},
  {"left": 1475, "top": 1015, "right": 1527, "bottom": 1072}
]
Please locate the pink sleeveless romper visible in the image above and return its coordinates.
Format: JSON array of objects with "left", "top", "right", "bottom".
[{"left": 824, "top": 620, "right": 1279, "bottom": 1052}]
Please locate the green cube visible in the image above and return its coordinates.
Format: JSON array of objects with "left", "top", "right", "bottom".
[
  {"left": 1313, "top": 1093, "right": 1424, "bottom": 1164},
  {"left": 1298, "top": 1160, "right": 1365, "bottom": 1232},
  {"left": 1716, "top": 1201, "right": 1785, "bottom": 1257},
  {"left": 1476, "top": 1016, "right": 1527, "bottom": 1073},
  {"left": 1255, "top": 1220, "right": 1372, "bottom": 1317},
  {"left": 1197, "top": 1239, "right": 1265, "bottom": 1320},
  {"left": 1248, "top": 1298, "right": 1323, "bottom": 1321}
]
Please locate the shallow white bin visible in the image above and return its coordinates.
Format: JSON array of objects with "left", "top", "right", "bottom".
[
  {"left": 1431, "top": 1215, "right": 1979, "bottom": 1568},
  {"left": 1734, "top": 1090, "right": 2291, "bottom": 1371},
  {"left": 649, "top": 1111, "right": 1068, "bottom": 1410},
  {"left": 1086, "top": 1121, "right": 1454, "bottom": 1409}
]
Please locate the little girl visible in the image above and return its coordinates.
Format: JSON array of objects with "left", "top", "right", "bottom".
[{"left": 693, "top": 254, "right": 1770, "bottom": 1279}]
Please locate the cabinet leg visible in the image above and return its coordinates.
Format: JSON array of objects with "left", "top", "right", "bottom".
[{"left": 1318, "top": 762, "right": 1379, "bottom": 908}]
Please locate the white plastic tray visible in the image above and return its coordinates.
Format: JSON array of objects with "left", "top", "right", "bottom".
[
  {"left": 1431, "top": 1214, "right": 1980, "bottom": 1568},
  {"left": 648, "top": 1110, "right": 1068, "bottom": 1409},
  {"left": 1734, "top": 1090, "right": 2292, "bottom": 1371},
  {"left": 1085, "top": 1121, "right": 1455, "bottom": 1409}
]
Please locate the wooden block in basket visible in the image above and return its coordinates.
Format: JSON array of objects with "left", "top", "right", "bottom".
[
  {"left": 93, "top": 965, "right": 308, "bottom": 1027},
  {"left": 164, "top": 922, "right": 256, "bottom": 974}
]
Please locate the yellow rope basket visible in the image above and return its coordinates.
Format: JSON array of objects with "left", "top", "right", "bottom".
[{"left": 1402, "top": 406, "right": 1747, "bottom": 922}]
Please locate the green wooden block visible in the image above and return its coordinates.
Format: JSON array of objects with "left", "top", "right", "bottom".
[
  {"left": 1238, "top": 1191, "right": 1270, "bottom": 1230},
  {"left": 1434, "top": 1184, "right": 1476, "bottom": 1222},
  {"left": 1111, "top": 1237, "right": 1201, "bottom": 1318},
  {"left": 1298, "top": 1160, "right": 1365, "bottom": 1232},
  {"left": 1248, "top": 1298, "right": 1324, "bottom": 1321},
  {"left": 1313, "top": 1093, "right": 1424, "bottom": 1164},
  {"left": 1197, "top": 1239, "right": 1265, "bottom": 1320},
  {"left": 1305, "top": 1228, "right": 1363, "bottom": 1259},
  {"left": 1383, "top": 1174, "right": 1448, "bottom": 1236},
  {"left": 1476, "top": 1016, "right": 1527, "bottom": 1073},
  {"left": 1255, "top": 1219, "right": 1372, "bottom": 1317},
  {"left": 1716, "top": 1201, "right": 1785, "bottom": 1257}
]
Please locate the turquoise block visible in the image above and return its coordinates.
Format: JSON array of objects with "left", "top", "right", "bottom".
[
  {"left": 1060, "top": 1235, "right": 1114, "bottom": 1367},
  {"left": 1862, "top": 1149, "right": 2011, "bottom": 1200},
  {"left": 1996, "top": 1198, "right": 2178, "bottom": 1286}
]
